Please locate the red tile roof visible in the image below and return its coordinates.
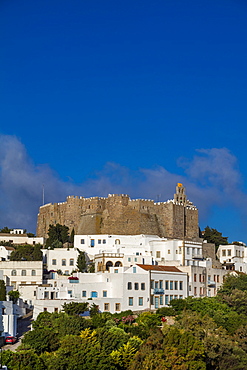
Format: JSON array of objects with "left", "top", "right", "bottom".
[{"left": 137, "top": 264, "right": 182, "bottom": 273}]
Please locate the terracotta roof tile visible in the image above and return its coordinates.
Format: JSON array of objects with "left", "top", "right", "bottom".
[{"left": 136, "top": 264, "right": 182, "bottom": 273}]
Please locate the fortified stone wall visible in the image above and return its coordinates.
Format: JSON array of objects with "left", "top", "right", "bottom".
[{"left": 36, "top": 184, "right": 199, "bottom": 241}]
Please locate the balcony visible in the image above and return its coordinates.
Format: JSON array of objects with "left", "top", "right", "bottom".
[
  {"left": 207, "top": 280, "right": 216, "bottom": 288},
  {"left": 192, "top": 254, "right": 203, "bottom": 260},
  {"left": 153, "top": 288, "right": 164, "bottom": 294}
]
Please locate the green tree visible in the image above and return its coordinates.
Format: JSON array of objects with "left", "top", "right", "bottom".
[
  {"left": 10, "top": 244, "right": 43, "bottom": 261},
  {"left": 77, "top": 250, "right": 87, "bottom": 272},
  {"left": 0, "top": 280, "right": 6, "bottom": 301},
  {"left": 218, "top": 274, "right": 247, "bottom": 296},
  {"left": 0, "top": 226, "right": 12, "bottom": 233},
  {"left": 8, "top": 290, "right": 20, "bottom": 304},
  {"left": 203, "top": 226, "right": 228, "bottom": 248},
  {"left": 62, "top": 302, "right": 89, "bottom": 315},
  {"left": 70, "top": 228, "right": 75, "bottom": 245},
  {"left": 45, "top": 224, "right": 69, "bottom": 248}
]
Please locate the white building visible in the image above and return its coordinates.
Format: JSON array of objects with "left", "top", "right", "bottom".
[
  {"left": 0, "top": 261, "right": 43, "bottom": 290},
  {"left": 32, "top": 264, "right": 188, "bottom": 319},
  {"left": 0, "top": 233, "right": 44, "bottom": 246},
  {"left": 217, "top": 244, "right": 247, "bottom": 273},
  {"left": 179, "top": 259, "right": 227, "bottom": 298},
  {"left": 74, "top": 234, "right": 204, "bottom": 268},
  {"left": 42, "top": 248, "right": 79, "bottom": 275}
]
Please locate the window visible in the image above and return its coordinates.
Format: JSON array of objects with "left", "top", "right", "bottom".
[
  {"left": 54, "top": 308, "right": 58, "bottom": 312},
  {"left": 62, "top": 259, "right": 66, "bottom": 266},
  {"left": 179, "top": 295, "right": 183, "bottom": 299},
  {"left": 21, "top": 270, "right": 26, "bottom": 276},
  {"left": 156, "top": 251, "right": 160, "bottom": 258},
  {"left": 160, "top": 295, "right": 163, "bottom": 305},
  {"left": 69, "top": 259, "right": 74, "bottom": 266},
  {"left": 82, "top": 291, "right": 86, "bottom": 297},
  {"left": 31, "top": 270, "right": 36, "bottom": 276},
  {"left": 114, "top": 269, "right": 118, "bottom": 273},
  {"left": 115, "top": 239, "right": 120, "bottom": 245},
  {"left": 165, "top": 295, "right": 169, "bottom": 305},
  {"left": 44, "top": 291, "right": 49, "bottom": 299},
  {"left": 133, "top": 267, "right": 136, "bottom": 273},
  {"left": 168, "top": 250, "right": 171, "bottom": 254},
  {"left": 98, "top": 239, "right": 101, "bottom": 244},
  {"left": 68, "top": 290, "right": 72, "bottom": 296},
  {"left": 11, "top": 270, "right": 17, "bottom": 276},
  {"left": 129, "top": 297, "right": 133, "bottom": 306},
  {"left": 90, "top": 239, "right": 95, "bottom": 247},
  {"left": 217, "top": 275, "right": 220, "bottom": 283},
  {"left": 34, "top": 291, "right": 36, "bottom": 296},
  {"left": 104, "top": 303, "right": 109, "bottom": 311},
  {"left": 227, "top": 249, "right": 231, "bottom": 256},
  {"left": 134, "top": 283, "right": 139, "bottom": 290},
  {"left": 81, "top": 239, "right": 85, "bottom": 244},
  {"left": 103, "top": 239, "right": 106, "bottom": 244},
  {"left": 194, "top": 274, "right": 197, "bottom": 282},
  {"left": 222, "top": 249, "right": 226, "bottom": 256},
  {"left": 141, "top": 283, "right": 145, "bottom": 290},
  {"left": 115, "top": 303, "right": 121, "bottom": 311},
  {"left": 187, "top": 247, "right": 190, "bottom": 254},
  {"left": 151, "top": 295, "right": 154, "bottom": 305},
  {"left": 151, "top": 280, "right": 154, "bottom": 289},
  {"left": 174, "top": 295, "right": 178, "bottom": 300},
  {"left": 174, "top": 281, "right": 178, "bottom": 290},
  {"left": 103, "top": 290, "right": 107, "bottom": 297},
  {"left": 240, "top": 266, "right": 243, "bottom": 272},
  {"left": 179, "top": 281, "right": 183, "bottom": 290},
  {"left": 128, "top": 257, "right": 131, "bottom": 262},
  {"left": 139, "top": 297, "right": 143, "bottom": 306},
  {"left": 127, "top": 282, "right": 132, "bottom": 290},
  {"left": 170, "top": 281, "right": 173, "bottom": 290},
  {"left": 65, "top": 270, "right": 69, "bottom": 275},
  {"left": 194, "top": 287, "right": 197, "bottom": 296},
  {"left": 179, "top": 247, "right": 182, "bottom": 254},
  {"left": 91, "top": 291, "right": 98, "bottom": 298},
  {"left": 44, "top": 308, "right": 47, "bottom": 312},
  {"left": 165, "top": 280, "right": 169, "bottom": 290},
  {"left": 170, "top": 295, "right": 173, "bottom": 301},
  {"left": 52, "top": 259, "right": 56, "bottom": 265},
  {"left": 134, "top": 258, "right": 137, "bottom": 262}
]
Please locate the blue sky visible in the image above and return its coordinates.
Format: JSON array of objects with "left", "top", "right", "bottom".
[{"left": 1, "top": 0, "right": 247, "bottom": 241}]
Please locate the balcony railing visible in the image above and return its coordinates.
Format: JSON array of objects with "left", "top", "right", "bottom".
[
  {"left": 153, "top": 288, "right": 164, "bottom": 294},
  {"left": 207, "top": 280, "right": 216, "bottom": 288}
]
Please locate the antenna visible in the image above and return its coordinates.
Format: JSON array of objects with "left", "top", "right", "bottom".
[
  {"left": 42, "top": 184, "right": 45, "bottom": 205},
  {"left": 156, "top": 194, "right": 161, "bottom": 202}
]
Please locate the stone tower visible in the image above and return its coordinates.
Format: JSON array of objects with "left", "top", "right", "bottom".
[{"left": 36, "top": 184, "right": 199, "bottom": 241}]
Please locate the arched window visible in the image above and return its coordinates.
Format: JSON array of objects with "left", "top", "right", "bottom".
[
  {"left": 115, "top": 239, "right": 120, "bottom": 245},
  {"left": 115, "top": 261, "right": 122, "bottom": 267},
  {"left": 11, "top": 270, "right": 17, "bottom": 276},
  {"left": 106, "top": 261, "right": 113, "bottom": 271},
  {"left": 21, "top": 270, "right": 26, "bottom": 276}
]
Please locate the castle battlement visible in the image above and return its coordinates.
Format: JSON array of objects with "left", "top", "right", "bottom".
[{"left": 36, "top": 184, "right": 199, "bottom": 241}]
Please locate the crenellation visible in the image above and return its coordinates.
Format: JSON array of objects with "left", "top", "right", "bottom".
[{"left": 36, "top": 184, "right": 200, "bottom": 241}]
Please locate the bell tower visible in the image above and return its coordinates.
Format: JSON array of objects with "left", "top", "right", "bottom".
[{"left": 174, "top": 183, "right": 187, "bottom": 204}]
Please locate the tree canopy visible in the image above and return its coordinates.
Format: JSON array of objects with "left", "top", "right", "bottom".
[
  {"left": 45, "top": 224, "right": 69, "bottom": 248},
  {"left": 10, "top": 244, "right": 43, "bottom": 261},
  {"left": 203, "top": 226, "right": 228, "bottom": 247}
]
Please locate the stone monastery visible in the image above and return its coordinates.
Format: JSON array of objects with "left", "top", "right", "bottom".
[{"left": 36, "top": 183, "right": 199, "bottom": 241}]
